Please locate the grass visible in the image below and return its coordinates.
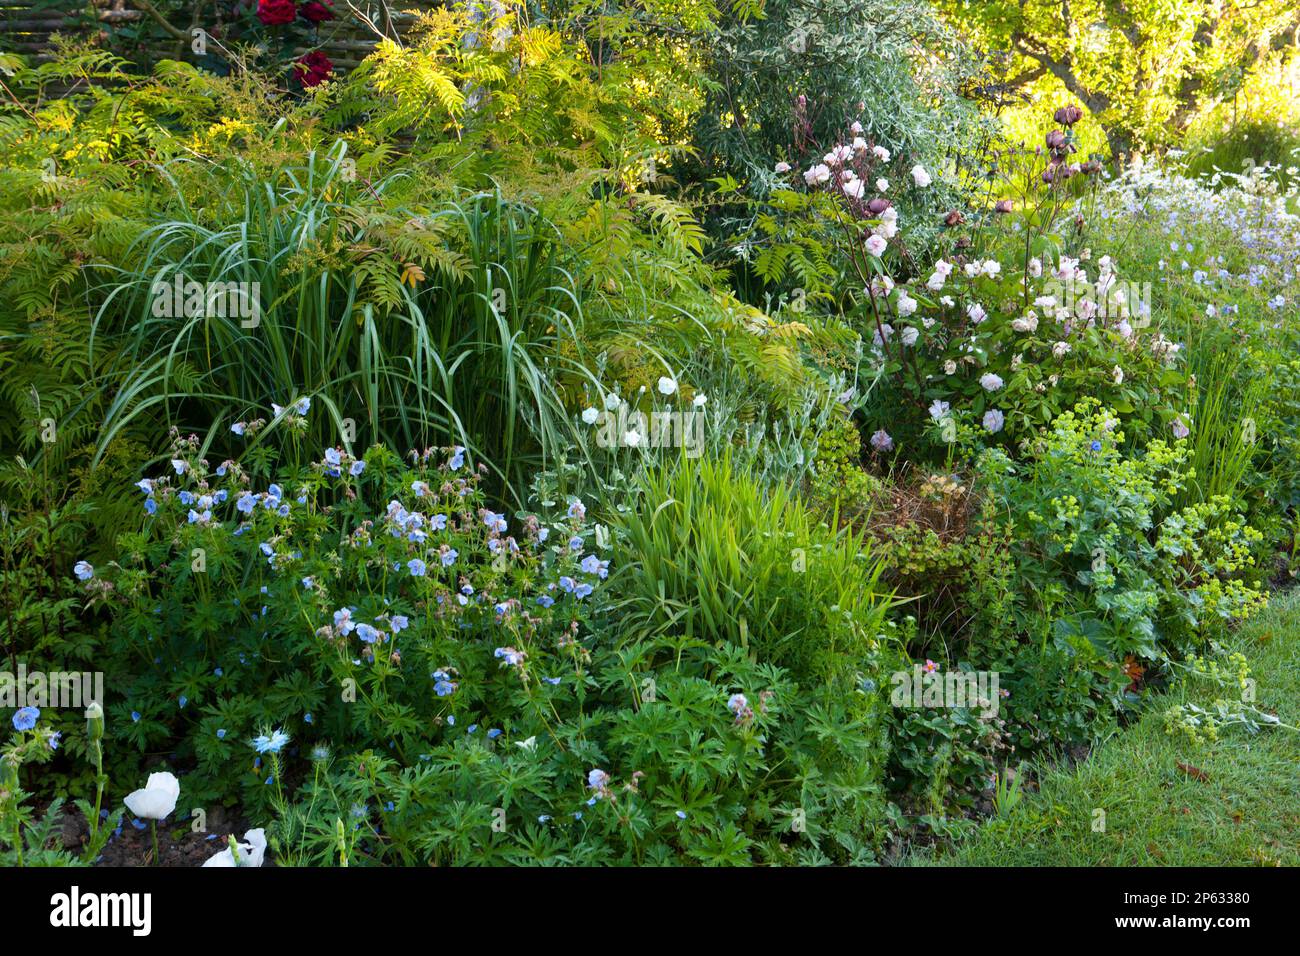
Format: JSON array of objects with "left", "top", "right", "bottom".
[{"left": 914, "top": 590, "right": 1300, "bottom": 866}]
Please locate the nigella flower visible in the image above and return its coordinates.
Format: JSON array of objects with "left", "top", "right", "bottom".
[
  {"left": 1090, "top": 440, "right": 1102, "bottom": 452},
  {"left": 74, "top": 560, "right": 94, "bottom": 581},
  {"left": 408, "top": 558, "right": 427, "bottom": 577},
  {"left": 870, "top": 429, "right": 893, "bottom": 452},
  {"left": 13, "top": 706, "right": 40, "bottom": 731},
  {"left": 252, "top": 729, "right": 290, "bottom": 754}
]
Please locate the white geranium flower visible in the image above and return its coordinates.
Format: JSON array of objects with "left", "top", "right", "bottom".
[
  {"left": 124, "top": 771, "right": 179, "bottom": 821},
  {"left": 202, "top": 829, "right": 268, "bottom": 868}
]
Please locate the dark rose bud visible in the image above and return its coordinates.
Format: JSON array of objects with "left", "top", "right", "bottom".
[
  {"left": 1054, "top": 105, "right": 1083, "bottom": 127},
  {"left": 994, "top": 199, "right": 1013, "bottom": 214},
  {"left": 1045, "top": 130, "right": 1067, "bottom": 150},
  {"left": 1081, "top": 159, "right": 1102, "bottom": 175},
  {"left": 1074, "top": 215, "right": 1085, "bottom": 230},
  {"left": 944, "top": 210, "right": 965, "bottom": 226},
  {"left": 866, "top": 197, "right": 892, "bottom": 216},
  {"left": 1041, "top": 167, "right": 1055, "bottom": 185},
  {"left": 956, "top": 237, "right": 972, "bottom": 249}
]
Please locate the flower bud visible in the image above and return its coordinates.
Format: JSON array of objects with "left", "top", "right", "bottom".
[
  {"left": 1054, "top": 105, "right": 1083, "bottom": 126},
  {"left": 86, "top": 701, "right": 105, "bottom": 742}
]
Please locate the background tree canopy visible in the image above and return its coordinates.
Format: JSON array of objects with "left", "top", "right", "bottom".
[{"left": 939, "top": 0, "right": 1300, "bottom": 157}]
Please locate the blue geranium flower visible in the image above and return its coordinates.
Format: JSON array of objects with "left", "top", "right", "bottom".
[{"left": 12, "top": 706, "right": 40, "bottom": 731}]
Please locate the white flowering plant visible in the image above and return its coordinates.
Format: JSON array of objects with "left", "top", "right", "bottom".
[{"left": 746, "top": 108, "right": 1192, "bottom": 460}]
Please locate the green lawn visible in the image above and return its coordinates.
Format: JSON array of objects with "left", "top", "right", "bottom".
[{"left": 915, "top": 592, "right": 1300, "bottom": 867}]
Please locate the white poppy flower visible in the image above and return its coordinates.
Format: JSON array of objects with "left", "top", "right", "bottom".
[
  {"left": 124, "top": 771, "right": 179, "bottom": 821},
  {"left": 202, "top": 829, "right": 268, "bottom": 868}
]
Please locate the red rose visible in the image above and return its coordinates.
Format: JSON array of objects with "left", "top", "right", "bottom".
[
  {"left": 299, "top": 1, "right": 335, "bottom": 23},
  {"left": 295, "top": 50, "right": 334, "bottom": 88},
  {"left": 257, "top": 0, "right": 296, "bottom": 26}
]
